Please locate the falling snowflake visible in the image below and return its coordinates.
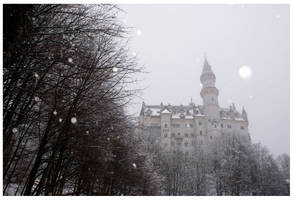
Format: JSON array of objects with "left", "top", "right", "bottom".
[
  {"left": 12, "top": 128, "right": 18, "bottom": 133},
  {"left": 34, "top": 96, "right": 40, "bottom": 102},
  {"left": 86, "top": 130, "right": 89, "bottom": 134},
  {"left": 34, "top": 73, "right": 39, "bottom": 79},
  {"left": 68, "top": 58, "right": 73, "bottom": 63},
  {"left": 200, "top": 83, "right": 203, "bottom": 87},
  {"left": 136, "top": 29, "right": 142, "bottom": 36},
  {"left": 132, "top": 163, "right": 137, "bottom": 169},
  {"left": 107, "top": 137, "right": 110, "bottom": 141},
  {"left": 59, "top": 118, "right": 63, "bottom": 123},
  {"left": 71, "top": 117, "right": 77, "bottom": 124},
  {"left": 113, "top": 67, "right": 118, "bottom": 72},
  {"left": 132, "top": 52, "right": 137, "bottom": 57},
  {"left": 238, "top": 65, "right": 252, "bottom": 79},
  {"left": 286, "top": 179, "right": 290, "bottom": 183},
  {"left": 53, "top": 110, "right": 57, "bottom": 115}
]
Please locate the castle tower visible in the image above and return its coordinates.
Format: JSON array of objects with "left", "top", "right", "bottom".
[{"left": 200, "top": 57, "right": 220, "bottom": 120}]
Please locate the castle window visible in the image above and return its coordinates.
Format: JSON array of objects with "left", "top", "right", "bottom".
[
  {"left": 172, "top": 124, "right": 180, "bottom": 128},
  {"left": 210, "top": 136, "right": 213, "bottom": 140},
  {"left": 171, "top": 133, "right": 175, "bottom": 137},
  {"left": 227, "top": 124, "right": 232, "bottom": 128},
  {"left": 185, "top": 142, "right": 188, "bottom": 147},
  {"left": 200, "top": 130, "right": 202, "bottom": 135},
  {"left": 221, "top": 124, "right": 223, "bottom": 128},
  {"left": 185, "top": 133, "right": 189, "bottom": 138},
  {"left": 178, "top": 132, "right": 181, "bottom": 136},
  {"left": 164, "top": 123, "right": 168, "bottom": 128},
  {"left": 240, "top": 126, "right": 244, "bottom": 130},
  {"left": 198, "top": 122, "right": 202, "bottom": 126},
  {"left": 164, "top": 133, "right": 168, "bottom": 138},
  {"left": 214, "top": 124, "right": 217, "bottom": 128}
]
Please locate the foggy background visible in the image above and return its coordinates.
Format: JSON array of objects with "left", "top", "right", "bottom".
[{"left": 119, "top": 4, "right": 290, "bottom": 156}]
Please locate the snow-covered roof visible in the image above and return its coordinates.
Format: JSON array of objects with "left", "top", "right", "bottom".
[
  {"left": 141, "top": 103, "right": 205, "bottom": 118},
  {"left": 219, "top": 106, "right": 243, "bottom": 120},
  {"left": 161, "top": 108, "right": 171, "bottom": 114},
  {"left": 140, "top": 102, "right": 245, "bottom": 121}
]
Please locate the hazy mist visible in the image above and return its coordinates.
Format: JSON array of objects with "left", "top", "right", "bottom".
[{"left": 119, "top": 4, "right": 290, "bottom": 156}]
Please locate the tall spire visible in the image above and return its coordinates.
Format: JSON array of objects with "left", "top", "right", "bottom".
[
  {"left": 202, "top": 55, "right": 213, "bottom": 74},
  {"left": 200, "top": 56, "right": 216, "bottom": 86},
  {"left": 242, "top": 107, "right": 248, "bottom": 121},
  {"left": 200, "top": 55, "right": 219, "bottom": 119}
]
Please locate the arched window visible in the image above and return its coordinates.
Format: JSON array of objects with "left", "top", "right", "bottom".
[{"left": 200, "top": 130, "right": 202, "bottom": 135}]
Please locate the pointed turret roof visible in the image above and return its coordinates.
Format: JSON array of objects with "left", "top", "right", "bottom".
[
  {"left": 161, "top": 107, "right": 171, "bottom": 114},
  {"left": 202, "top": 56, "right": 213, "bottom": 74},
  {"left": 140, "top": 101, "right": 145, "bottom": 115},
  {"left": 242, "top": 106, "right": 248, "bottom": 121},
  {"left": 200, "top": 56, "right": 216, "bottom": 84}
]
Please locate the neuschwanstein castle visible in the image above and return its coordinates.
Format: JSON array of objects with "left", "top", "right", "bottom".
[{"left": 139, "top": 58, "right": 250, "bottom": 155}]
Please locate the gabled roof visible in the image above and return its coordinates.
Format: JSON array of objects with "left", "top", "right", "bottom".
[{"left": 161, "top": 107, "right": 171, "bottom": 114}]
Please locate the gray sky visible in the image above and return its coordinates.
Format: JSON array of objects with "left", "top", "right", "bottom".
[{"left": 119, "top": 4, "right": 290, "bottom": 156}]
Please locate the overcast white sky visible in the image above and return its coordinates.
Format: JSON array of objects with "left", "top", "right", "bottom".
[{"left": 119, "top": 4, "right": 290, "bottom": 156}]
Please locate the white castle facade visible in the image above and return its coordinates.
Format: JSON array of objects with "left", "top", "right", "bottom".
[{"left": 139, "top": 58, "right": 250, "bottom": 155}]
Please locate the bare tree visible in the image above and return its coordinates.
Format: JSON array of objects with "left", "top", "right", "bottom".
[{"left": 3, "top": 4, "right": 159, "bottom": 196}]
